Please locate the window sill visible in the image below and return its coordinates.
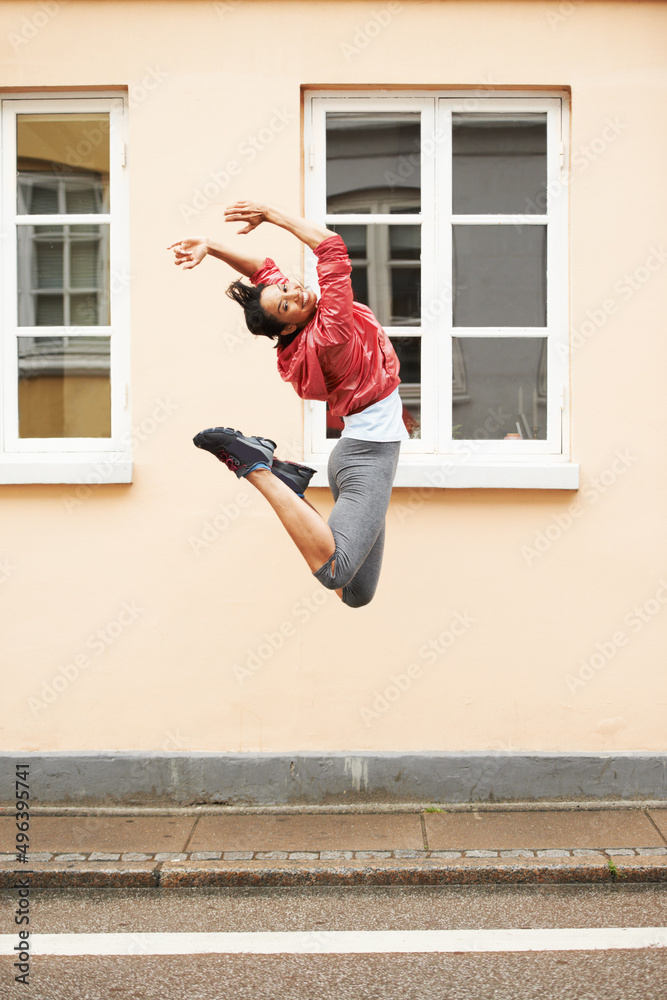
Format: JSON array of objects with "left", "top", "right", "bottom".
[
  {"left": 0, "top": 456, "right": 132, "bottom": 485},
  {"left": 307, "top": 459, "right": 579, "bottom": 490}
]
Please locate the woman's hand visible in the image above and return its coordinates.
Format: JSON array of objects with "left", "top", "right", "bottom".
[
  {"left": 168, "top": 238, "right": 208, "bottom": 270},
  {"left": 224, "top": 201, "right": 269, "bottom": 235}
]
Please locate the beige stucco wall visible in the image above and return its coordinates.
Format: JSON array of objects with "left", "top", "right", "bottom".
[{"left": 1, "top": 0, "right": 666, "bottom": 754}]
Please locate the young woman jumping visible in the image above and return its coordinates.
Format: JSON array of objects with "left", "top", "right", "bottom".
[{"left": 169, "top": 201, "right": 408, "bottom": 608}]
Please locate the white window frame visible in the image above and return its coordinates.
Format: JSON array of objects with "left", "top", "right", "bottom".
[
  {"left": 0, "top": 95, "right": 130, "bottom": 484},
  {"left": 303, "top": 90, "right": 578, "bottom": 490}
]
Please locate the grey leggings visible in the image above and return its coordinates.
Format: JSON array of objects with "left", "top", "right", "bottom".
[{"left": 313, "top": 437, "right": 401, "bottom": 608}]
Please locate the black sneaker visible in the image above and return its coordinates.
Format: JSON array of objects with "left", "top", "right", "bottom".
[
  {"left": 193, "top": 427, "right": 276, "bottom": 478},
  {"left": 270, "top": 459, "right": 317, "bottom": 496}
]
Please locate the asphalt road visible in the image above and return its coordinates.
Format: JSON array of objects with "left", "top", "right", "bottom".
[{"left": 1, "top": 883, "right": 667, "bottom": 999}]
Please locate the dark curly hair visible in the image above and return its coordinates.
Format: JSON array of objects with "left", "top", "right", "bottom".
[{"left": 226, "top": 280, "right": 293, "bottom": 348}]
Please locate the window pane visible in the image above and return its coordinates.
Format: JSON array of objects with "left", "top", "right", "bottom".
[
  {"left": 392, "top": 337, "right": 421, "bottom": 439},
  {"left": 452, "top": 337, "right": 547, "bottom": 440},
  {"left": 338, "top": 224, "right": 366, "bottom": 259},
  {"left": 331, "top": 224, "right": 421, "bottom": 327},
  {"left": 36, "top": 296, "right": 64, "bottom": 326},
  {"left": 18, "top": 336, "right": 111, "bottom": 438},
  {"left": 452, "top": 225, "right": 546, "bottom": 327},
  {"left": 452, "top": 114, "right": 547, "bottom": 215},
  {"left": 35, "top": 238, "right": 63, "bottom": 287},
  {"left": 391, "top": 269, "right": 420, "bottom": 326},
  {"left": 17, "top": 114, "right": 110, "bottom": 214},
  {"left": 389, "top": 226, "right": 420, "bottom": 260},
  {"left": 17, "top": 224, "right": 110, "bottom": 326},
  {"left": 326, "top": 113, "right": 421, "bottom": 214}
]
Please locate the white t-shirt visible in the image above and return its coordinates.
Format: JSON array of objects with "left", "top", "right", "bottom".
[{"left": 341, "top": 386, "right": 409, "bottom": 442}]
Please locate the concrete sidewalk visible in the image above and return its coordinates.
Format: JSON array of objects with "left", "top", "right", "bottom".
[{"left": 1, "top": 805, "right": 666, "bottom": 888}]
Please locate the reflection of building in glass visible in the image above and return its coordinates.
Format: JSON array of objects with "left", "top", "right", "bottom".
[
  {"left": 452, "top": 114, "right": 547, "bottom": 215},
  {"left": 325, "top": 114, "right": 421, "bottom": 328},
  {"left": 16, "top": 114, "right": 111, "bottom": 327},
  {"left": 18, "top": 168, "right": 109, "bottom": 215},
  {"left": 18, "top": 336, "right": 111, "bottom": 438},
  {"left": 452, "top": 338, "right": 547, "bottom": 440},
  {"left": 17, "top": 215, "right": 109, "bottom": 328},
  {"left": 326, "top": 113, "right": 421, "bottom": 212}
]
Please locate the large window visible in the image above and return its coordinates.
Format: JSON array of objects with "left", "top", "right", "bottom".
[
  {"left": 0, "top": 97, "right": 130, "bottom": 483},
  {"left": 304, "top": 94, "right": 576, "bottom": 489}
]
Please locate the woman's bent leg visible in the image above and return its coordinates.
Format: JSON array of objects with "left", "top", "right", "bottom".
[
  {"left": 313, "top": 438, "right": 400, "bottom": 606},
  {"left": 338, "top": 524, "right": 387, "bottom": 608},
  {"left": 245, "top": 469, "right": 335, "bottom": 572}
]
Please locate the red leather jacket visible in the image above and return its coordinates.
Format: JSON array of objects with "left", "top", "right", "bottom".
[{"left": 250, "top": 234, "right": 401, "bottom": 418}]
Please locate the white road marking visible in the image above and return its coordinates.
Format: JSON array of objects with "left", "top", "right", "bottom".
[{"left": 1, "top": 928, "right": 667, "bottom": 955}]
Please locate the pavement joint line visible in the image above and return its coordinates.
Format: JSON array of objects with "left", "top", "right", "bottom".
[
  {"left": 420, "top": 813, "right": 429, "bottom": 850},
  {"left": 644, "top": 807, "right": 667, "bottom": 848},
  {"left": 2, "top": 799, "right": 667, "bottom": 816},
  {"left": 181, "top": 813, "right": 200, "bottom": 853}
]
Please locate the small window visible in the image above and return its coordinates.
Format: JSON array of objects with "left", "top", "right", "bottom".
[{"left": 0, "top": 98, "right": 130, "bottom": 483}]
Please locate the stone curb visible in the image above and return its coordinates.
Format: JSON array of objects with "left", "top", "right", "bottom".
[
  {"left": 2, "top": 800, "right": 667, "bottom": 815},
  {"left": 1, "top": 855, "right": 666, "bottom": 889}
]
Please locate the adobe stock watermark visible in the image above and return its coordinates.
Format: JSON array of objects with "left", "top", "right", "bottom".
[
  {"left": 59, "top": 66, "right": 167, "bottom": 165},
  {"left": 557, "top": 245, "right": 667, "bottom": 360},
  {"left": 382, "top": 76, "right": 499, "bottom": 193},
  {"left": 61, "top": 67, "right": 167, "bottom": 169},
  {"left": 62, "top": 397, "right": 179, "bottom": 513},
  {"left": 161, "top": 729, "right": 190, "bottom": 752},
  {"left": 220, "top": 318, "right": 253, "bottom": 355},
  {"left": 521, "top": 448, "right": 638, "bottom": 567},
  {"left": 189, "top": 436, "right": 307, "bottom": 552},
  {"left": 233, "top": 589, "right": 331, "bottom": 684},
  {"left": 340, "top": 2, "right": 403, "bottom": 63},
  {"left": 128, "top": 66, "right": 169, "bottom": 111},
  {"left": 510, "top": 117, "right": 629, "bottom": 226},
  {"left": 546, "top": 0, "right": 584, "bottom": 29},
  {"left": 7, "top": 0, "right": 65, "bottom": 51},
  {"left": 213, "top": 0, "right": 242, "bottom": 17},
  {"left": 51, "top": 265, "right": 132, "bottom": 325},
  {"left": 565, "top": 579, "right": 667, "bottom": 695},
  {"left": 0, "top": 558, "right": 16, "bottom": 585},
  {"left": 179, "top": 109, "right": 296, "bottom": 223},
  {"left": 27, "top": 600, "right": 145, "bottom": 716},
  {"left": 392, "top": 406, "right": 513, "bottom": 524},
  {"left": 189, "top": 493, "right": 254, "bottom": 554},
  {"left": 360, "top": 610, "right": 476, "bottom": 726}
]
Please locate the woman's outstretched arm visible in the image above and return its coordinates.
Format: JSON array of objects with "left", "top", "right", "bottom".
[
  {"left": 167, "top": 236, "right": 264, "bottom": 278},
  {"left": 224, "top": 201, "right": 336, "bottom": 251}
]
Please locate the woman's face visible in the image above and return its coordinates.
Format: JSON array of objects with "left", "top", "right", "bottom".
[{"left": 260, "top": 280, "right": 317, "bottom": 334}]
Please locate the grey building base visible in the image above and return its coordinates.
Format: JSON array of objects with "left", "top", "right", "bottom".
[{"left": 2, "top": 752, "right": 667, "bottom": 806}]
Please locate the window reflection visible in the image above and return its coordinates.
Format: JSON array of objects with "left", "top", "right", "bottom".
[
  {"left": 326, "top": 113, "right": 421, "bottom": 214},
  {"left": 17, "top": 225, "right": 110, "bottom": 326},
  {"left": 17, "top": 114, "right": 110, "bottom": 215},
  {"left": 18, "top": 336, "right": 111, "bottom": 438},
  {"left": 452, "top": 114, "right": 547, "bottom": 215},
  {"left": 452, "top": 225, "right": 546, "bottom": 328},
  {"left": 452, "top": 337, "right": 547, "bottom": 440}
]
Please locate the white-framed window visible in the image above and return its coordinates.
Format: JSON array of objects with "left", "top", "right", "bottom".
[
  {"left": 304, "top": 92, "right": 577, "bottom": 489},
  {"left": 0, "top": 96, "right": 130, "bottom": 484}
]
